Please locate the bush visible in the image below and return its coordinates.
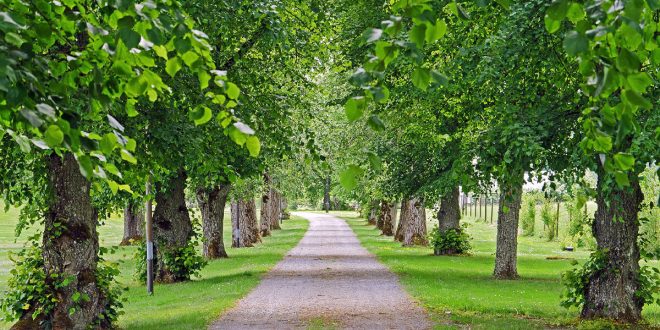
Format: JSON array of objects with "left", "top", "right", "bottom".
[
  {"left": 565, "top": 199, "right": 596, "bottom": 250},
  {"left": 135, "top": 236, "right": 207, "bottom": 282},
  {"left": 429, "top": 224, "right": 471, "bottom": 255},
  {"left": 540, "top": 200, "right": 556, "bottom": 241}
]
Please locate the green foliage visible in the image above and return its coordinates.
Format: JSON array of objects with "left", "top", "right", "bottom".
[
  {"left": 560, "top": 249, "right": 608, "bottom": 309},
  {"left": 540, "top": 200, "right": 557, "bottom": 241},
  {"left": 565, "top": 199, "right": 596, "bottom": 250},
  {"left": 135, "top": 236, "right": 207, "bottom": 283},
  {"left": 0, "top": 241, "right": 54, "bottom": 322},
  {"left": 429, "top": 224, "right": 471, "bottom": 255},
  {"left": 521, "top": 193, "right": 539, "bottom": 236}
]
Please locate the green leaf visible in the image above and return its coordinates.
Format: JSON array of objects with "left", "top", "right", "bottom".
[
  {"left": 119, "top": 28, "right": 140, "bottom": 49},
  {"left": 431, "top": 70, "right": 449, "bottom": 87},
  {"left": 245, "top": 136, "right": 261, "bottom": 157},
  {"left": 614, "top": 172, "right": 630, "bottom": 187},
  {"left": 412, "top": 67, "right": 431, "bottom": 91},
  {"left": 120, "top": 150, "right": 137, "bottom": 164},
  {"left": 425, "top": 20, "right": 447, "bottom": 43},
  {"left": 77, "top": 155, "right": 94, "bottom": 178},
  {"left": 153, "top": 45, "right": 168, "bottom": 60},
  {"left": 107, "top": 180, "right": 119, "bottom": 194},
  {"left": 181, "top": 51, "right": 199, "bottom": 67},
  {"left": 190, "top": 106, "right": 212, "bottom": 125},
  {"left": 566, "top": 3, "right": 585, "bottom": 23},
  {"left": 626, "top": 72, "right": 652, "bottom": 93},
  {"left": 547, "top": 0, "right": 569, "bottom": 20},
  {"left": 339, "top": 165, "right": 364, "bottom": 190},
  {"left": 613, "top": 153, "right": 635, "bottom": 171},
  {"left": 345, "top": 97, "right": 366, "bottom": 122},
  {"left": 409, "top": 24, "right": 426, "bottom": 48},
  {"left": 367, "top": 152, "right": 382, "bottom": 172},
  {"left": 563, "top": 31, "right": 588, "bottom": 56},
  {"left": 616, "top": 48, "right": 641, "bottom": 73},
  {"left": 622, "top": 89, "right": 652, "bottom": 109},
  {"left": 544, "top": 16, "right": 561, "bottom": 33},
  {"left": 228, "top": 126, "right": 247, "bottom": 146},
  {"left": 225, "top": 82, "right": 240, "bottom": 100},
  {"left": 198, "top": 71, "right": 211, "bottom": 90},
  {"left": 165, "top": 58, "right": 182, "bottom": 77},
  {"left": 367, "top": 115, "right": 385, "bottom": 131},
  {"left": 44, "top": 125, "right": 64, "bottom": 147},
  {"left": 99, "top": 133, "right": 117, "bottom": 154}
]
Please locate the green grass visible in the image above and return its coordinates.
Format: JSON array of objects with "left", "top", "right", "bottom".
[
  {"left": 0, "top": 206, "right": 308, "bottom": 330},
  {"left": 335, "top": 210, "right": 660, "bottom": 329}
]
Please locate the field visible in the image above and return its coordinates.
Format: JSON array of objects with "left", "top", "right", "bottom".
[
  {"left": 335, "top": 207, "right": 660, "bottom": 329},
  {"left": 0, "top": 205, "right": 308, "bottom": 330}
]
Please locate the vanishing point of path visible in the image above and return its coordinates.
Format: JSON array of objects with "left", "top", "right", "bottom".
[{"left": 210, "top": 212, "right": 432, "bottom": 329}]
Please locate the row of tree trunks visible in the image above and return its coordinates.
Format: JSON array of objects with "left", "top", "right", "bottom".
[
  {"left": 395, "top": 197, "right": 427, "bottom": 246},
  {"left": 581, "top": 167, "right": 644, "bottom": 322},
  {"left": 260, "top": 173, "right": 281, "bottom": 237},
  {"left": 379, "top": 200, "right": 397, "bottom": 236},
  {"left": 196, "top": 184, "right": 231, "bottom": 259},
  {"left": 367, "top": 200, "right": 379, "bottom": 226},
  {"left": 152, "top": 169, "right": 193, "bottom": 283},
  {"left": 231, "top": 199, "right": 260, "bottom": 247},
  {"left": 323, "top": 176, "right": 331, "bottom": 212},
  {"left": 15, "top": 154, "right": 107, "bottom": 329},
  {"left": 493, "top": 178, "right": 523, "bottom": 279},
  {"left": 120, "top": 202, "right": 144, "bottom": 246}
]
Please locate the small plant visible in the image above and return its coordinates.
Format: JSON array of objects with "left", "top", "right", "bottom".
[
  {"left": 566, "top": 199, "right": 596, "bottom": 250},
  {"left": 135, "top": 235, "right": 207, "bottom": 282},
  {"left": 540, "top": 200, "right": 556, "bottom": 241},
  {"left": 521, "top": 197, "right": 536, "bottom": 236},
  {"left": 429, "top": 224, "right": 471, "bottom": 255}
]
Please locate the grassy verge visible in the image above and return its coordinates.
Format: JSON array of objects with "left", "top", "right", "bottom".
[
  {"left": 336, "top": 211, "right": 660, "bottom": 329},
  {"left": 0, "top": 210, "right": 308, "bottom": 330}
]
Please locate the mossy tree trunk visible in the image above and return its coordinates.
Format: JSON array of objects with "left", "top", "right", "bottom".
[
  {"left": 16, "top": 154, "right": 106, "bottom": 329},
  {"left": 436, "top": 187, "right": 461, "bottom": 255},
  {"left": 153, "top": 169, "right": 193, "bottom": 283},
  {"left": 493, "top": 177, "right": 523, "bottom": 279},
  {"left": 120, "top": 201, "right": 144, "bottom": 246},
  {"left": 581, "top": 166, "right": 644, "bottom": 322},
  {"left": 395, "top": 197, "right": 427, "bottom": 246},
  {"left": 196, "top": 184, "right": 230, "bottom": 259}
]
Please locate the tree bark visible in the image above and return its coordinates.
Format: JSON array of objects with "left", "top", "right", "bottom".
[
  {"left": 196, "top": 184, "right": 230, "bottom": 259},
  {"left": 395, "top": 197, "right": 427, "bottom": 246},
  {"left": 367, "top": 200, "right": 379, "bottom": 226},
  {"left": 380, "top": 200, "right": 397, "bottom": 236},
  {"left": 493, "top": 177, "right": 523, "bottom": 279},
  {"left": 260, "top": 173, "right": 279, "bottom": 236},
  {"left": 271, "top": 190, "right": 282, "bottom": 230},
  {"left": 152, "top": 169, "right": 193, "bottom": 283},
  {"left": 581, "top": 170, "right": 644, "bottom": 322},
  {"left": 436, "top": 186, "right": 462, "bottom": 255},
  {"left": 120, "top": 201, "right": 144, "bottom": 246},
  {"left": 16, "top": 154, "right": 106, "bottom": 329},
  {"left": 232, "top": 199, "right": 260, "bottom": 247}
]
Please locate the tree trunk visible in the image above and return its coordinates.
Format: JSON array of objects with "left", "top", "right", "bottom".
[
  {"left": 395, "top": 197, "right": 427, "bottom": 246},
  {"left": 16, "top": 154, "right": 106, "bottom": 329},
  {"left": 493, "top": 177, "right": 523, "bottom": 279},
  {"left": 271, "top": 190, "right": 282, "bottom": 230},
  {"left": 581, "top": 169, "right": 644, "bottom": 322},
  {"left": 196, "top": 184, "right": 230, "bottom": 259},
  {"left": 367, "top": 200, "right": 379, "bottom": 226},
  {"left": 120, "top": 201, "right": 144, "bottom": 246},
  {"left": 380, "top": 200, "right": 397, "bottom": 236},
  {"left": 436, "top": 186, "right": 462, "bottom": 255},
  {"left": 232, "top": 199, "right": 260, "bottom": 247},
  {"left": 323, "top": 176, "right": 330, "bottom": 212},
  {"left": 260, "top": 173, "right": 279, "bottom": 236},
  {"left": 153, "top": 169, "right": 193, "bottom": 283}
]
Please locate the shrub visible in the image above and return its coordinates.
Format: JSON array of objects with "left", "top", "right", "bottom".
[
  {"left": 521, "top": 197, "right": 536, "bottom": 236},
  {"left": 135, "top": 235, "right": 207, "bottom": 282},
  {"left": 429, "top": 224, "right": 471, "bottom": 255},
  {"left": 540, "top": 200, "right": 556, "bottom": 241}
]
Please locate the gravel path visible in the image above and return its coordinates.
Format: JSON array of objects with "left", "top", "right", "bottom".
[{"left": 209, "top": 212, "right": 431, "bottom": 329}]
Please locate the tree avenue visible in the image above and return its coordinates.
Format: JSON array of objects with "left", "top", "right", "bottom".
[{"left": 0, "top": 0, "right": 657, "bottom": 329}]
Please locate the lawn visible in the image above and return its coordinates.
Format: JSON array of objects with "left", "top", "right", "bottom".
[
  {"left": 336, "top": 210, "right": 660, "bottom": 329},
  {"left": 0, "top": 205, "right": 308, "bottom": 330}
]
